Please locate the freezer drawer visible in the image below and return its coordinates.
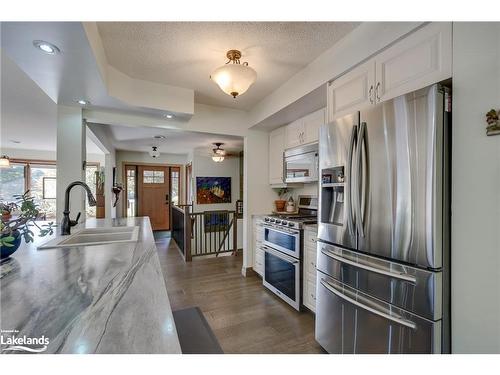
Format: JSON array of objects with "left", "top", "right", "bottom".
[
  {"left": 316, "top": 241, "right": 442, "bottom": 320},
  {"left": 315, "top": 273, "right": 441, "bottom": 354}
]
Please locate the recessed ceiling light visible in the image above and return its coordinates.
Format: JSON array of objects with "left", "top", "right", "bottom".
[
  {"left": 77, "top": 99, "right": 90, "bottom": 106},
  {"left": 153, "top": 135, "right": 166, "bottom": 139},
  {"left": 33, "top": 40, "right": 60, "bottom": 55},
  {"left": 10, "top": 140, "right": 21, "bottom": 144},
  {"left": 164, "top": 114, "right": 174, "bottom": 119}
]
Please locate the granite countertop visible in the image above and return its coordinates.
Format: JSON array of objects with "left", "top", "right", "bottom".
[{"left": 0, "top": 217, "right": 181, "bottom": 354}]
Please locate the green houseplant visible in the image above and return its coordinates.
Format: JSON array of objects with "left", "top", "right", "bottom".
[{"left": 0, "top": 191, "right": 56, "bottom": 259}]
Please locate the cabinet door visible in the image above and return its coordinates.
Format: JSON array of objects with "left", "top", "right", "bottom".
[
  {"left": 303, "top": 108, "right": 325, "bottom": 145},
  {"left": 304, "top": 276, "right": 317, "bottom": 312},
  {"left": 269, "top": 127, "right": 286, "bottom": 184},
  {"left": 374, "top": 22, "right": 452, "bottom": 103},
  {"left": 327, "top": 60, "right": 375, "bottom": 122},
  {"left": 285, "top": 119, "right": 305, "bottom": 149}
]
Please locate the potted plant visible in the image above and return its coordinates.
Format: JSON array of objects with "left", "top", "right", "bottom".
[
  {"left": 0, "top": 191, "right": 56, "bottom": 260},
  {"left": 1, "top": 202, "right": 16, "bottom": 220},
  {"left": 274, "top": 188, "right": 289, "bottom": 212}
]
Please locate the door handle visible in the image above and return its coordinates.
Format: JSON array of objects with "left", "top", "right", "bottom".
[
  {"left": 354, "top": 122, "right": 366, "bottom": 237},
  {"left": 346, "top": 125, "right": 357, "bottom": 236},
  {"left": 375, "top": 82, "right": 381, "bottom": 102},
  {"left": 320, "top": 247, "right": 416, "bottom": 283},
  {"left": 320, "top": 278, "right": 416, "bottom": 330},
  {"left": 368, "top": 85, "right": 374, "bottom": 104},
  {"left": 165, "top": 194, "right": 169, "bottom": 205}
]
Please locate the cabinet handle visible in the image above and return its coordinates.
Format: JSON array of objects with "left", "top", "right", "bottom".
[
  {"left": 369, "top": 85, "right": 374, "bottom": 104},
  {"left": 375, "top": 82, "right": 381, "bottom": 102}
]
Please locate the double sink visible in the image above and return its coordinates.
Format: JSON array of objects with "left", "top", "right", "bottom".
[{"left": 38, "top": 226, "right": 140, "bottom": 250}]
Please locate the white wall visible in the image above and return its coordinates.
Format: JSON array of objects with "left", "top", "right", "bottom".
[
  {"left": 86, "top": 123, "right": 117, "bottom": 219},
  {"left": 243, "top": 130, "right": 276, "bottom": 273},
  {"left": 114, "top": 150, "right": 187, "bottom": 218},
  {"left": 56, "top": 106, "right": 85, "bottom": 221},
  {"left": 451, "top": 23, "right": 500, "bottom": 354},
  {"left": 191, "top": 151, "right": 240, "bottom": 213}
]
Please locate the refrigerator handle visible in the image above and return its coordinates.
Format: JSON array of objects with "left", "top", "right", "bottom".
[
  {"left": 354, "top": 122, "right": 366, "bottom": 237},
  {"left": 346, "top": 125, "right": 357, "bottom": 236},
  {"left": 320, "top": 278, "right": 417, "bottom": 330}
]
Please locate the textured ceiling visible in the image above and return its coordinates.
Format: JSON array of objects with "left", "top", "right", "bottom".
[
  {"left": 97, "top": 22, "right": 359, "bottom": 110},
  {"left": 102, "top": 123, "right": 243, "bottom": 155}
]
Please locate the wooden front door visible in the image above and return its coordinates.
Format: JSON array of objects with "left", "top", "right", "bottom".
[{"left": 138, "top": 165, "right": 170, "bottom": 230}]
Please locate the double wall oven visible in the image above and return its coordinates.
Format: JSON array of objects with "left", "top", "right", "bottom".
[{"left": 261, "top": 195, "right": 318, "bottom": 311}]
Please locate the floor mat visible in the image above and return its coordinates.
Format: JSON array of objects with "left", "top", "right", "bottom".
[{"left": 172, "top": 307, "right": 224, "bottom": 354}]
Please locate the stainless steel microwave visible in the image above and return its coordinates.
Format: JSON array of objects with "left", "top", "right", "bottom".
[{"left": 284, "top": 143, "right": 319, "bottom": 183}]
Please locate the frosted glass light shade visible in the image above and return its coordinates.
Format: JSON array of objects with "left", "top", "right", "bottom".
[
  {"left": 0, "top": 155, "right": 10, "bottom": 168},
  {"left": 212, "top": 155, "right": 225, "bottom": 162},
  {"left": 211, "top": 64, "right": 257, "bottom": 98}
]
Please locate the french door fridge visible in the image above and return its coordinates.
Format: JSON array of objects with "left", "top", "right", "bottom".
[{"left": 315, "top": 84, "right": 450, "bottom": 354}]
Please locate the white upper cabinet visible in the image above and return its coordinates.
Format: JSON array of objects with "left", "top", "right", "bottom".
[
  {"left": 285, "top": 119, "right": 305, "bottom": 149},
  {"left": 374, "top": 22, "right": 452, "bottom": 103},
  {"left": 269, "top": 126, "right": 286, "bottom": 185},
  {"left": 303, "top": 108, "right": 326, "bottom": 145},
  {"left": 327, "top": 60, "right": 376, "bottom": 122},
  {"left": 327, "top": 22, "right": 452, "bottom": 121},
  {"left": 285, "top": 108, "right": 325, "bottom": 149}
]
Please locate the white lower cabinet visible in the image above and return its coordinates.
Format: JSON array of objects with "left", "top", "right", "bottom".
[
  {"left": 303, "top": 226, "right": 318, "bottom": 312},
  {"left": 253, "top": 217, "right": 265, "bottom": 276}
]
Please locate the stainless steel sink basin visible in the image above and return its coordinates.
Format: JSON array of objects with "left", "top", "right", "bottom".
[{"left": 38, "top": 226, "right": 140, "bottom": 250}]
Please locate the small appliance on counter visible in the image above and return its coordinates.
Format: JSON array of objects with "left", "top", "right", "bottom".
[{"left": 261, "top": 195, "right": 318, "bottom": 310}]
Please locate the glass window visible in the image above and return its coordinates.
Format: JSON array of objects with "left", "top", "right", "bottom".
[
  {"left": 85, "top": 165, "right": 98, "bottom": 218},
  {"left": 171, "top": 169, "right": 179, "bottom": 205},
  {"left": 0, "top": 163, "right": 26, "bottom": 202},
  {"left": 126, "top": 167, "right": 136, "bottom": 217},
  {"left": 143, "top": 170, "right": 164, "bottom": 184},
  {"left": 30, "top": 164, "right": 57, "bottom": 219}
]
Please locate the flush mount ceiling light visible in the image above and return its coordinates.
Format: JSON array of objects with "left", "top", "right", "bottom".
[
  {"left": 149, "top": 146, "right": 160, "bottom": 159},
  {"left": 163, "top": 114, "right": 174, "bottom": 119},
  {"left": 0, "top": 155, "right": 10, "bottom": 168},
  {"left": 33, "top": 40, "right": 60, "bottom": 55},
  {"left": 77, "top": 99, "right": 90, "bottom": 106},
  {"left": 210, "top": 50, "right": 257, "bottom": 98},
  {"left": 211, "top": 143, "right": 226, "bottom": 162}
]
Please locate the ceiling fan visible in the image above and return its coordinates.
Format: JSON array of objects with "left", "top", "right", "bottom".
[{"left": 211, "top": 143, "right": 239, "bottom": 162}]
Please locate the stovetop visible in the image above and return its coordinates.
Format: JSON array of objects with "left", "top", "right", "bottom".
[{"left": 264, "top": 213, "right": 317, "bottom": 229}]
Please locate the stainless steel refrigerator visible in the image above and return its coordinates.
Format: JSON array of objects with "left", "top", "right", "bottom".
[{"left": 315, "top": 83, "right": 450, "bottom": 354}]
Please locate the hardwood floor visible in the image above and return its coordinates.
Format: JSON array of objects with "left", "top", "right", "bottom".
[{"left": 155, "top": 237, "right": 323, "bottom": 354}]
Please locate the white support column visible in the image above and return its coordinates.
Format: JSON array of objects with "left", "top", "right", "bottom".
[
  {"left": 242, "top": 129, "right": 275, "bottom": 276},
  {"left": 56, "top": 105, "right": 86, "bottom": 222}
]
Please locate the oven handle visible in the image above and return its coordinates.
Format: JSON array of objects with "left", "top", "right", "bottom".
[
  {"left": 262, "top": 245, "right": 299, "bottom": 264},
  {"left": 320, "top": 278, "right": 417, "bottom": 330},
  {"left": 320, "top": 247, "right": 416, "bottom": 283},
  {"left": 263, "top": 225, "right": 300, "bottom": 236}
]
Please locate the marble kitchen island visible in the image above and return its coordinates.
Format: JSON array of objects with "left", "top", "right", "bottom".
[{"left": 0, "top": 217, "right": 181, "bottom": 354}]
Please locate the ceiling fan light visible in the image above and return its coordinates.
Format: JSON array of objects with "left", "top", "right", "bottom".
[{"left": 212, "top": 155, "right": 225, "bottom": 162}]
